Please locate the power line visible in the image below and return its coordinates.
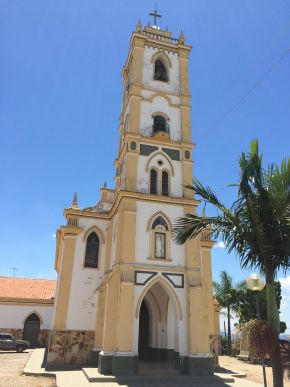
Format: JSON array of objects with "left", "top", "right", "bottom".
[
  {"left": 239, "top": 20, "right": 290, "bottom": 85},
  {"left": 201, "top": 48, "right": 290, "bottom": 138}
]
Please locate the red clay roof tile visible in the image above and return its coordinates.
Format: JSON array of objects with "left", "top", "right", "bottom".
[{"left": 0, "top": 276, "right": 56, "bottom": 300}]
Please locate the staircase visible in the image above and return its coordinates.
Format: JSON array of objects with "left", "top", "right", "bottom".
[{"left": 82, "top": 362, "right": 235, "bottom": 384}]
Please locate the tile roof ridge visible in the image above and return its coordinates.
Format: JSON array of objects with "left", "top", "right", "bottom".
[{"left": 0, "top": 275, "right": 56, "bottom": 281}]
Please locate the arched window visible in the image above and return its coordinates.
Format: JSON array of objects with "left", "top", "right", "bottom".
[
  {"left": 153, "top": 116, "right": 167, "bottom": 134},
  {"left": 148, "top": 215, "right": 171, "bottom": 260},
  {"left": 26, "top": 313, "right": 40, "bottom": 322},
  {"left": 152, "top": 216, "right": 168, "bottom": 230},
  {"left": 84, "top": 232, "right": 99, "bottom": 268},
  {"left": 154, "top": 59, "right": 168, "bottom": 82},
  {"left": 162, "top": 171, "right": 169, "bottom": 196},
  {"left": 150, "top": 169, "right": 157, "bottom": 194}
]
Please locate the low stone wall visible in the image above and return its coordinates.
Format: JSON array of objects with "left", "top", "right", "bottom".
[
  {"left": 47, "top": 330, "right": 94, "bottom": 367},
  {"left": 0, "top": 328, "right": 51, "bottom": 347},
  {"left": 39, "top": 329, "right": 51, "bottom": 347}
]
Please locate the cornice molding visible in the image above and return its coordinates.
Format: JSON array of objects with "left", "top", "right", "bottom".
[
  {"left": 64, "top": 190, "right": 199, "bottom": 221},
  {"left": 0, "top": 297, "right": 54, "bottom": 305}
]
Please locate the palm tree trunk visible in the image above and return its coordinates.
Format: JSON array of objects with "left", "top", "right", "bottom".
[
  {"left": 227, "top": 306, "right": 231, "bottom": 356},
  {"left": 266, "top": 273, "right": 283, "bottom": 387}
]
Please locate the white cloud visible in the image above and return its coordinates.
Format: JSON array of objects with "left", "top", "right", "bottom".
[
  {"left": 278, "top": 275, "right": 290, "bottom": 334},
  {"left": 37, "top": 269, "right": 57, "bottom": 279},
  {"left": 214, "top": 241, "right": 226, "bottom": 249},
  {"left": 279, "top": 275, "right": 290, "bottom": 292},
  {"left": 51, "top": 233, "right": 56, "bottom": 238},
  {"left": 219, "top": 309, "right": 239, "bottom": 336},
  {"left": 280, "top": 298, "right": 288, "bottom": 310}
]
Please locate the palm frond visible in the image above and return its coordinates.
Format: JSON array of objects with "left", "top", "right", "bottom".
[{"left": 174, "top": 139, "right": 290, "bottom": 277}]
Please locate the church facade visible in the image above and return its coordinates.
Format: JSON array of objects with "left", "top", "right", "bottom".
[
  {"left": 0, "top": 17, "right": 221, "bottom": 376},
  {"left": 46, "top": 19, "right": 220, "bottom": 376}
]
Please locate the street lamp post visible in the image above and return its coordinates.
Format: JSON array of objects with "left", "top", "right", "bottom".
[
  {"left": 246, "top": 274, "right": 267, "bottom": 387},
  {"left": 246, "top": 274, "right": 265, "bottom": 319}
]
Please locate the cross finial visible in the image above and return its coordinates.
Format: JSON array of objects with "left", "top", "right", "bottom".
[{"left": 149, "top": 3, "right": 162, "bottom": 28}]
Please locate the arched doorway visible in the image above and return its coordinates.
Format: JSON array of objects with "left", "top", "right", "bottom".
[
  {"left": 138, "top": 300, "right": 150, "bottom": 360},
  {"left": 22, "top": 313, "right": 40, "bottom": 347},
  {"left": 137, "top": 280, "right": 180, "bottom": 365}
]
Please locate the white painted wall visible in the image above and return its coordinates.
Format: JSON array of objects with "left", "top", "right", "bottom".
[
  {"left": 0, "top": 304, "right": 54, "bottom": 330},
  {"left": 134, "top": 201, "right": 185, "bottom": 265},
  {"left": 167, "top": 300, "right": 175, "bottom": 349},
  {"left": 150, "top": 284, "right": 168, "bottom": 348},
  {"left": 50, "top": 240, "right": 64, "bottom": 328},
  {"left": 65, "top": 218, "right": 108, "bottom": 330},
  {"left": 142, "top": 46, "right": 180, "bottom": 94},
  {"left": 139, "top": 96, "right": 181, "bottom": 141},
  {"left": 141, "top": 89, "right": 180, "bottom": 105},
  {"left": 136, "top": 153, "right": 183, "bottom": 198}
]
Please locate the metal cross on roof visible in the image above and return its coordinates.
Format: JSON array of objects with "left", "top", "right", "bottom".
[{"left": 149, "top": 4, "right": 162, "bottom": 27}]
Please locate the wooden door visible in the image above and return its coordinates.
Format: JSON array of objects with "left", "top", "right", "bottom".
[{"left": 22, "top": 313, "right": 40, "bottom": 347}]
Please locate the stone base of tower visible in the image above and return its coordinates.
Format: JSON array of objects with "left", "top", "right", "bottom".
[
  {"left": 98, "top": 352, "right": 138, "bottom": 375},
  {"left": 46, "top": 329, "right": 94, "bottom": 368},
  {"left": 180, "top": 353, "right": 214, "bottom": 376}
]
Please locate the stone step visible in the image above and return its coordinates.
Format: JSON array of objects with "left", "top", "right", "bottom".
[{"left": 82, "top": 368, "right": 235, "bottom": 384}]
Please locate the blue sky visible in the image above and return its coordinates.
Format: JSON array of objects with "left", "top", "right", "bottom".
[{"left": 0, "top": 1, "right": 289, "bottom": 332}]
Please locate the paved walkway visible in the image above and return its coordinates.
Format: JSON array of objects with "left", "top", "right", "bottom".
[
  {"left": 24, "top": 349, "right": 264, "bottom": 387},
  {"left": 219, "top": 356, "right": 290, "bottom": 387}
]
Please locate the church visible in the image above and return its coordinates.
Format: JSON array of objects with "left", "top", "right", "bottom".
[{"left": 0, "top": 13, "right": 220, "bottom": 376}]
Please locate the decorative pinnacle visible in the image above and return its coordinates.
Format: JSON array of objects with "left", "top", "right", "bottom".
[
  {"left": 201, "top": 204, "right": 206, "bottom": 218},
  {"left": 136, "top": 18, "right": 142, "bottom": 33},
  {"left": 71, "top": 192, "right": 78, "bottom": 209},
  {"left": 179, "top": 30, "right": 185, "bottom": 44},
  {"left": 104, "top": 180, "right": 107, "bottom": 188}
]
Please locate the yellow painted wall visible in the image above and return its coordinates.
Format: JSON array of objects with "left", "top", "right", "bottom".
[
  {"left": 182, "top": 160, "right": 194, "bottom": 199},
  {"left": 53, "top": 232, "right": 79, "bottom": 330},
  {"left": 202, "top": 248, "right": 215, "bottom": 335},
  {"left": 115, "top": 281, "right": 134, "bottom": 351},
  {"left": 102, "top": 271, "right": 120, "bottom": 351},
  {"left": 125, "top": 153, "right": 138, "bottom": 192},
  {"left": 188, "top": 286, "right": 210, "bottom": 353},
  {"left": 115, "top": 198, "right": 137, "bottom": 264},
  {"left": 94, "top": 285, "right": 106, "bottom": 347}
]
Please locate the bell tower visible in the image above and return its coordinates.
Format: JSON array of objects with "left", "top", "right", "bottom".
[
  {"left": 47, "top": 10, "right": 219, "bottom": 378},
  {"left": 115, "top": 17, "right": 194, "bottom": 199}
]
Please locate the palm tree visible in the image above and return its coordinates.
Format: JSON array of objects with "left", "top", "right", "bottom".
[
  {"left": 173, "top": 140, "right": 290, "bottom": 387},
  {"left": 213, "top": 271, "right": 239, "bottom": 355}
]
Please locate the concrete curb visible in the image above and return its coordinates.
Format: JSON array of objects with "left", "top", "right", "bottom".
[{"left": 23, "top": 348, "right": 56, "bottom": 378}]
